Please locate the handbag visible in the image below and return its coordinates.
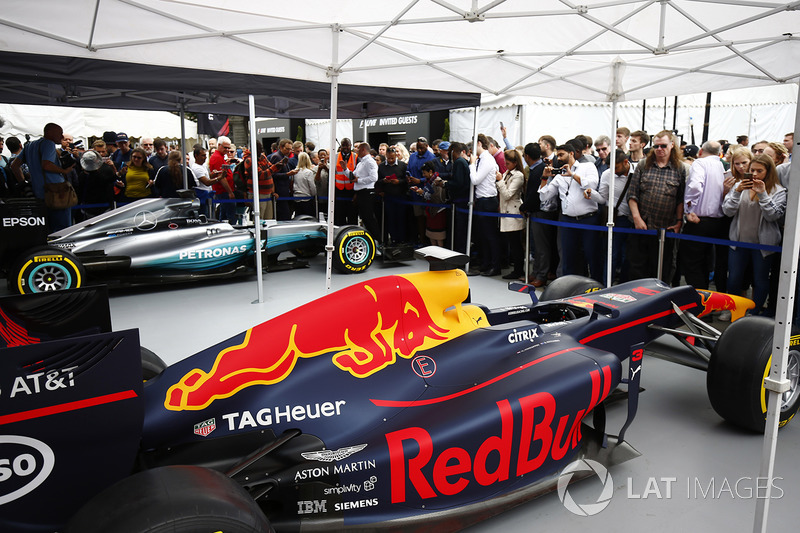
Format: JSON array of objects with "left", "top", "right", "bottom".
[{"left": 44, "top": 181, "right": 78, "bottom": 209}]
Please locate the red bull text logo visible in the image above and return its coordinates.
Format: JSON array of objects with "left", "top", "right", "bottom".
[
  {"left": 386, "top": 365, "right": 614, "bottom": 503},
  {"left": 165, "top": 272, "right": 486, "bottom": 411}
]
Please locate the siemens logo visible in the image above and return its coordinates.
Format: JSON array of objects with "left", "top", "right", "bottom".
[
  {"left": 3, "top": 217, "right": 46, "bottom": 227},
  {"left": 179, "top": 245, "right": 248, "bottom": 260}
]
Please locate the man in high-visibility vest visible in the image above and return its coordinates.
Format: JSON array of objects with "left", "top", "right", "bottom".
[{"left": 334, "top": 138, "right": 358, "bottom": 225}]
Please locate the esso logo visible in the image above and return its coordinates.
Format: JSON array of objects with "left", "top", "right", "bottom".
[{"left": 0, "top": 436, "right": 55, "bottom": 506}]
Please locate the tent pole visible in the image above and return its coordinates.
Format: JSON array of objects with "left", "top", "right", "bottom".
[
  {"left": 249, "top": 94, "right": 264, "bottom": 304},
  {"left": 180, "top": 98, "right": 188, "bottom": 189},
  {"left": 606, "top": 99, "right": 618, "bottom": 288},
  {"left": 641, "top": 99, "right": 646, "bottom": 130},
  {"left": 672, "top": 95, "right": 678, "bottom": 132},
  {"left": 702, "top": 92, "right": 712, "bottom": 144},
  {"left": 606, "top": 60, "right": 621, "bottom": 288},
  {"left": 753, "top": 80, "right": 800, "bottom": 533},
  {"left": 465, "top": 105, "right": 479, "bottom": 271},
  {"left": 325, "top": 24, "right": 340, "bottom": 293}
]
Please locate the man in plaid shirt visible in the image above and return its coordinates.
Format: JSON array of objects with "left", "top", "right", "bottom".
[{"left": 627, "top": 130, "right": 687, "bottom": 283}]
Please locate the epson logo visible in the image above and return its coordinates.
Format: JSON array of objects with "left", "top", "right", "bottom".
[
  {"left": 2, "top": 217, "right": 46, "bottom": 228},
  {"left": 0, "top": 436, "right": 56, "bottom": 506}
]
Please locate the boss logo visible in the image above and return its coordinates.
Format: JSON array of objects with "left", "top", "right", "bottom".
[{"left": 0, "top": 436, "right": 56, "bottom": 506}]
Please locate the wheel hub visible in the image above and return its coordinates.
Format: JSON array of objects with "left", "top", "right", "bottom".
[
  {"left": 31, "top": 264, "right": 70, "bottom": 292},
  {"left": 345, "top": 237, "right": 369, "bottom": 265},
  {"left": 781, "top": 350, "right": 800, "bottom": 412}
]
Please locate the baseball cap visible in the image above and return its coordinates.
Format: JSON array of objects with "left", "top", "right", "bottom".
[
  {"left": 683, "top": 144, "right": 699, "bottom": 158},
  {"left": 116, "top": 132, "right": 129, "bottom": 143},
  {"left": 438, "top": 141, "right": 451, "bottom": 150}
]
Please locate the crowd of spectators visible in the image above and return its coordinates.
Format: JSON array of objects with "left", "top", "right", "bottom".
[{"left": 0, "top": 121, "right": 795, "bottom": 318}]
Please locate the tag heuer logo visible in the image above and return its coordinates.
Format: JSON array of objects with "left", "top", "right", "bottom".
[{"left": 194, "top": 418, "right": 216, "bottom": 437}]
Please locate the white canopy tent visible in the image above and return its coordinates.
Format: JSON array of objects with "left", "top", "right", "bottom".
[
  {"left": 2, "top": 2, "right": 800, "bottom": 530},
  {"left": 0, "top": 103, "right": 198, "bottom": 147},
  {"left": 450, "top": 84, "right": 799, "bottom": 149}
]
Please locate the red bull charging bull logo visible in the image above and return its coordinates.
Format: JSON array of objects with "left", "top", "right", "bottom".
[
  {"left": 695, "top": 290, "right": 754, "bottom": 321},
  {"left": 165, "top": 271, "right": 486, "bottom": 411}
]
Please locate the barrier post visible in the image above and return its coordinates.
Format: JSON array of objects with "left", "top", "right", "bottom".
[
  {"left": 450, "top": 203, "right": 456, "bottom": 250},
  {"left": 380, "top": 195, "right": 386, "bottom": 244},
  {"left": 524, "top": 214, "right": 530, "bottom": 284},
  {"left": 657, "top": 228, "right": 666, "bottom": 281}
]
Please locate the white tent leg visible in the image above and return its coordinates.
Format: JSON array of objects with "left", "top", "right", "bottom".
[
  {"left": 606, "top": 97, "right": 617, "bottom": 288},
  {"left": 465, "top": 105, "right": 479, "bottom": 271},
  {"left": 180, "top": 99, "right": 188, "bottom": 189},
  {"left": 325, "top": 25, "right": 341, "bottom": 293},
  {"left": 753, "top": 80, "right": 800, "bottom": 533},
  {"left": 606, "top": 59, "right": 623, "bottom": 288},
  {"left": 249, "top": 94, "right": 264, "bottom": 304}
]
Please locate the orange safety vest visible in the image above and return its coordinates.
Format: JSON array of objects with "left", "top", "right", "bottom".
[{"left": 335, "top": 152, "right": 357, "bottom": 190}]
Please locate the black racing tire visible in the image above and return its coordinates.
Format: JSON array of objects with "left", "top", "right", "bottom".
[
  {"left": 333, "top": 225, "right": 375, "bottom": 274},
  {"left": 141, "top": 347, "right": 167, "bottom": 381},
  {"left": 707, "top": 316, "right": 800, "bottom": 432},
  {"left": 12, "top": 246, "right": 85, "bottom": 294},
  {"left": 292, "top": 214, "right": 318, "bottom": 222},
  {"left": 66, "top": 466, "right": 272, "bottom": 533},
  {"left": 539, "top": 275, "right": 603, "bottom": 301}
]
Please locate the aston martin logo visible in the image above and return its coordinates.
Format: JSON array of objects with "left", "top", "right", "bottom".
[
  {"left": 134, "top": 210, "right": 158, "bottom": 231},
  {"left": 301, "top": 444, "right": 368, "bottom": 462}
]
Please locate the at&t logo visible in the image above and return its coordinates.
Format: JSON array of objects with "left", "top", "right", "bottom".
[{"left": 557, "top": 459, "right": 613, "bottom": 516}]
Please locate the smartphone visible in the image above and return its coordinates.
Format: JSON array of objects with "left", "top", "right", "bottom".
[
  {"left": 500, "top": 121, "right": 504, "bottom": 129},
  {"left": 744, "top": 172, "right": 753, "bottom": 180}
]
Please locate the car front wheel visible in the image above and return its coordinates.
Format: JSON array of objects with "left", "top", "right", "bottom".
[
  {"left": 707, "top": 316, "right": 800, "bottom": 432},
  {"left": 333, "top": 225, "right": 375, "bottom": 274}
]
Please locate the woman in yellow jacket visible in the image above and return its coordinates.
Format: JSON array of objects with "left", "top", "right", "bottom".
[{"left": 119, "top": 147, "right": 154, "bottom": 202}]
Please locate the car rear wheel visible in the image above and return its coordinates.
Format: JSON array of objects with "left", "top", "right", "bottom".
[
  {"left": 333, "top": 225, "right": 375, "bottom": 274},
  {"left": 12, "top": 246, "right": 85, "bottom": 294},
  {"left": 66, "top": 466, "right": 272, "bottom": 533},
  {"left": 539, "top": 275, "right": 603, "bottom": 301},
  {"left": 707, "top": 316, "right": 800, "bottom": 432}
]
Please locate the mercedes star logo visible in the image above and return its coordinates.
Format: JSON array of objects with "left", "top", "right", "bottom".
[{"left": 134, "top": 210, "right": 158, "bottom": 231}]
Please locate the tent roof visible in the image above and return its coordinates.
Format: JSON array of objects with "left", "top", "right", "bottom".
[
  {"left": 0, "top": 51, "right": 478, "bottom": 118},
  {"left": 1, "top": 0, "right": 799, "bottom": 108}
]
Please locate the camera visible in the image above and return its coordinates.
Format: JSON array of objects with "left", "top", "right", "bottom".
[{"left": 550, "top": 166, "right": 565, "bottom": 175}]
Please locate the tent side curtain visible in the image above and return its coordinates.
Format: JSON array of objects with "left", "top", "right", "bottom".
[{"left": 0, "top": 51, "right": 480, "bottom": 118}]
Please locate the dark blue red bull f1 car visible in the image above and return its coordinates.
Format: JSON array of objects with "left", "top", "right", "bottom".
[{"left": 0, "top": 247, "right": 797, "bottom": 532}]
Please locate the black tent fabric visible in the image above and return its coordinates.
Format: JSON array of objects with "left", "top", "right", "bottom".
[{"left": 0, "top": 52, "right": 480, "bottom": 117}]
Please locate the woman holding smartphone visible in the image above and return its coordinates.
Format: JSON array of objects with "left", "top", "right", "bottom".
[
  {"left": 722, "top": 154, "right": 786, "bottom": 315},
  {"left": 723, "top": 146, "right": 753, "bottom": 196}
]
